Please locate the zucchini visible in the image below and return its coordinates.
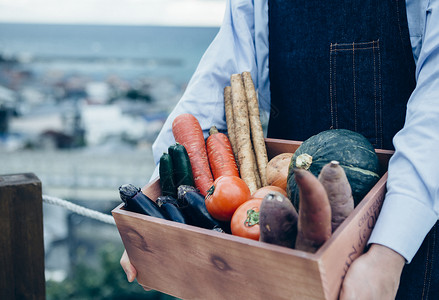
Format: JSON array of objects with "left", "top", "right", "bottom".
[
  {"left": 119, "top": 183, "right": 168, "bottom": 219},
  {"left": 169, "top": 143, "right": 195, "bottom": 187},
  {"left": 159, "top": 152, "right": 177, "bottom": 197}
]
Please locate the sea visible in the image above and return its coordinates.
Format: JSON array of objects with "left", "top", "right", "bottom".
[{"left": 0, "top": 22, "right": 219, "bottom": 85}]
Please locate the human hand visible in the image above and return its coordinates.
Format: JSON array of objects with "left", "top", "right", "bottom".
[
  {"left": 339, "top": 244, "right": 405, "bottom": 300},
  {"left": 120, "top": 250, "right": 154, "bottom": 291},
  {"left": 120, "top": 250, "right": 137, "bottom": 282}
]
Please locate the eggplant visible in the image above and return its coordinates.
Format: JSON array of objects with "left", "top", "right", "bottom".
[
  {"left": 177, "top": 185, "right": 198, "bottom": 206},
  {"left": 178, "top": 186, "right": 226, "bottom": 231},
  {"left": 156, "top": 196, "right": 187, "bottom": 224},
  {"left": 119, "top": 183, "right": 167, "bottom": 219}
]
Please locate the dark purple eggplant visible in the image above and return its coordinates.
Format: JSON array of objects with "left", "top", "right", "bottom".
[
  {"left": 177, "top": 185, "right": 198, "bottom": 206},
  {"left": 156, "top": 196, "right": 187, "bottom": 224},
  {"left": 177, "top": 186, "right": 226, "bottom": 231},
  {"left": 119, "top": 183, "right": 167, "bottom": 219}
]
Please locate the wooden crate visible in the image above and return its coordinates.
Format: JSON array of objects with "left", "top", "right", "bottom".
[{"left": 112, "top": 138, "right": 393, "bottom": 300}]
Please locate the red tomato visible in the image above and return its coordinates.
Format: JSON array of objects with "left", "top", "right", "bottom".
[
  {"left": 231, "top": 199, "right": 262, "bottom": 240},
  {"left": 205, "top": 175, "right": 251, "bottom": 221},
  {"left": 252, "top": 185, "right": 287, "bottom": 199}
]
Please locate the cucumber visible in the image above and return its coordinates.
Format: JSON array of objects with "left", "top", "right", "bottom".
[
  {"left": 159, "top": 152, "right": 177, "bottom": 197},
  {"left": 168, "top": 143, "right": 195, "bottom": 188}
]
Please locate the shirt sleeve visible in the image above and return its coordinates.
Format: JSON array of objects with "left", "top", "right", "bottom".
[
  {"left": 149, "top": 0, "right": 268, "bottom": 182},
  {"left": 368, "top": 0, "right": 439, "bottom": 263}
]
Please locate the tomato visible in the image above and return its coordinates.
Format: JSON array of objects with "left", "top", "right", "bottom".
[
  {"left": 231, "top": 198, "right": 262, "bottom": 240},
  {"left": 252, "top": 185, "right": 287, "bottom": 199},
  {"left": 205, "top": 175, "right": 251, "bottom": 221}
]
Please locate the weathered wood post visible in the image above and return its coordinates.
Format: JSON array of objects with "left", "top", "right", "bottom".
[{"left": 0, "top": 173, "right": 45, "bottom": 300}]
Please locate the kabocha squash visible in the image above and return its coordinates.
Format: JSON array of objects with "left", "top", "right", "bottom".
[{"left": 287, "top": 129, "right": 380, "bottom": 208}]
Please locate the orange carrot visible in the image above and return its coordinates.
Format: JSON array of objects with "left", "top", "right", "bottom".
[
  {"left": 172, "top": 113, "right": 214, "bottom": 196},
  {"left": 206, "top": 125, "right": 240, "bottom": 180}
]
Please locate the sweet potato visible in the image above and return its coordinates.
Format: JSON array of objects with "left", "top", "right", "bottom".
[
  {"left": 294, "top": 168, "right": 332, "bottom": 253},
  {"left": 266, "top": 152, "right": 294, "bottom": 191},
  {"left": 318, "top": 161, "right": 354, "bottom": 232},
  {"left": 259, "top": 191, "right": 298, "bottom": 248}
]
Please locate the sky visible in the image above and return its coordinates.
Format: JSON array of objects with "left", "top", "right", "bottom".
[{"left": 0, "top": 0, "right": 226, "bottom": 27}]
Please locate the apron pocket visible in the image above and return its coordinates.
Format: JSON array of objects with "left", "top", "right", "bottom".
[{"left": 329, "top": 40, "right": 383, "bottom": 148}]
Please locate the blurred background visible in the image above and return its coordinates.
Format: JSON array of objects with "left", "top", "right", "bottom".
[{"left": 0, "top": 0, "right": 225, "bottom": 298}]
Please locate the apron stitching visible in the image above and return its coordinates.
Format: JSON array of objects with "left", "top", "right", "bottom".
[
  {"left": 352, "top": 42, "right": 357, "bottom": 131},
  {"left": 377, "top": 40, "right": 383, "bottom": 149},
  {"left": 330, "top": 43, "right": 334, "bottom": 129},
  {"left": 335, "top": 48, "right": 338, "bottom": 128},
  {"left": 373, "top": 41, "right": 378, "bottom": 146},
  {"left": 331, "top": 46, "right": 380, "bottom": 51},
  {"left": 425, "top": 226, "right": 437, "bottom": 299},
  {"left": 421, "top": 233, "right": 432, "bottom": 299},
  {"left": 333, "top": 41, "right": 378, "bottom": 47}
]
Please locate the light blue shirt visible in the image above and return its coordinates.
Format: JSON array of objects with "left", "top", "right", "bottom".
[{"left": 151, "top": 0, "right": 439, "bottom": 263}]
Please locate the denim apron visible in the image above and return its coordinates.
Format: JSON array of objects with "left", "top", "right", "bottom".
[{"left": 267, "top": 0, "right": 439, "bottom": 298}]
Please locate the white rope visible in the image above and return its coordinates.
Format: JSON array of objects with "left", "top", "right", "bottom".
[{"left": 43, "top": 195, "right": 116, "bottom": 225}]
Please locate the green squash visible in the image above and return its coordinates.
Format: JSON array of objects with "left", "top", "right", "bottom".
[{"left": 287, "top": 129, "right": 380, "bottom": 208}]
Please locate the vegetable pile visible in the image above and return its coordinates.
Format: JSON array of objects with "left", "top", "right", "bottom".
[{"left": 119, "top": 72, "right": 382, "bottom": 254}]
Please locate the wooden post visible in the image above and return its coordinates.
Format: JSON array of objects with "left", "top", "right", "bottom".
[{"left": 0, "top": 173, "right": 45, "bottom": 300}]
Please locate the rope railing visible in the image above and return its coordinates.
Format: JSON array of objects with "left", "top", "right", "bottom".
[{"left": 43, "top": 195, "right": 116, "bottom": 225}]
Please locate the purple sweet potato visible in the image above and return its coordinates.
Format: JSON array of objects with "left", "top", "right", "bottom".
[
  {"left": 259, "top": 191, "right": 298, "bottom": 248},
  {"left": 294, "top": 168, "right": 332, "bottom": 253},
  {"left": 318, "top": 160, "right": 354, "bottom": 232}
]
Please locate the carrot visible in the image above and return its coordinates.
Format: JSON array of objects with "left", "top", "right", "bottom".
[
  {"left": 223, "top": 86, "right": 239, "bottom": 164},
  {"left": 294, "top": 168, "right": 332, "bottom": 253},
  {"left": 242, "top": 71, "right": 269, "bottom": 187},
  {"left": 206, "top": 125, "right": 240, "bottom": 180},
  {"left": 318, "top": 161, "right": 354, "bottom": 232},
  {"left": 230, "top": 73, "right": 258, "bottom": 194},
  {"left": 172, "top": 113, "right": 214, "bottom": 196}
]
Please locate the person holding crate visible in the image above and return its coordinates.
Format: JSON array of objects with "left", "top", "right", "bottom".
[{"left": 121, "top": 0, "right": 439, "bottom": 298}]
